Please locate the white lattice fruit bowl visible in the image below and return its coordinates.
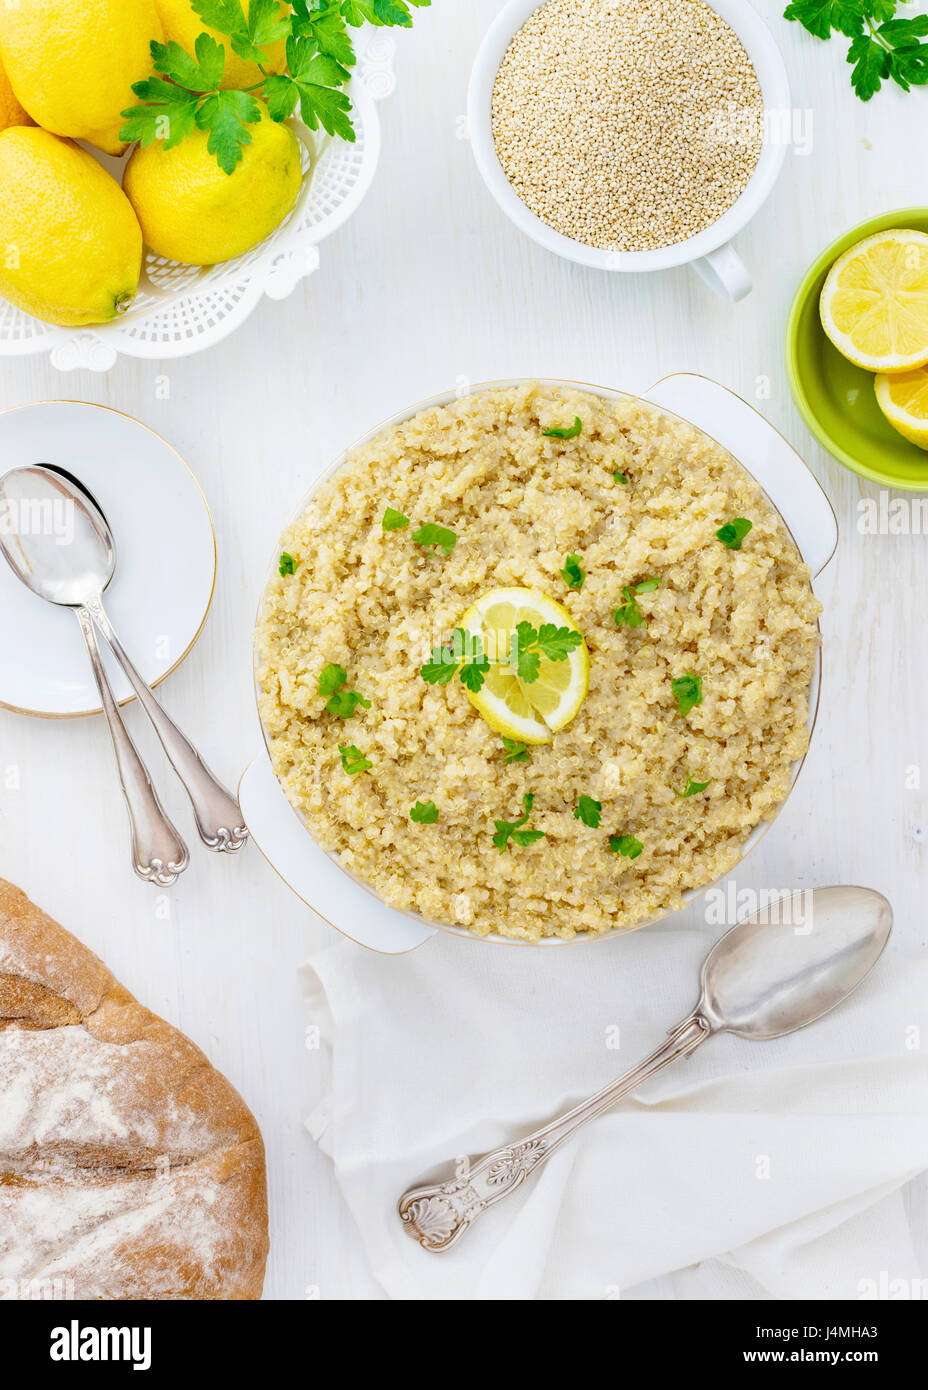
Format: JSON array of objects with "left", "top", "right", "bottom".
[{"left": 0, "top": 32, "right": 395, "bottom": 372}]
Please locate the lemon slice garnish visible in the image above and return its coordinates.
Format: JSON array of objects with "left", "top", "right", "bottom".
[
  {"left": 875, "top": 365, "right": 928, "bottom": 449},
  {"left": 820, "top": 229, "right": 928, "bottom": 374},
  {"left": 459, "top": 587, "right": 589, "bottom": 744}
]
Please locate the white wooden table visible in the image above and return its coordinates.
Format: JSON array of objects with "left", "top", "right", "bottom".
[{"left": 1, "top": 1, "right": 924, "bottom": 1300}]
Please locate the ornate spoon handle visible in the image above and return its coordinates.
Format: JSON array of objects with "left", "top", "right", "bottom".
[
  {"left": 398, "top": 1014, "right": 711, "bottom": 1252},
  {"left": 75, "top": 607, "right": 189, "bottom": 887},
  {"left": 85, "top": 595, "right": 247, "bottom": 853}
]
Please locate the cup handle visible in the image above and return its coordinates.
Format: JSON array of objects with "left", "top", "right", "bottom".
[{"left": 692, "top": 243, "right": 752, "bottom": 303}]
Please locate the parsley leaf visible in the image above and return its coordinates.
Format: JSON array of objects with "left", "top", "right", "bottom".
[
  {"left": 318, "top": 663, "right": 347, "bottom": 695},
  {"left": 672, "top": 775, "right": 712, "bottom": 798},
  {"left": 542, "top": 416, "right": 582, "bottom": 439},
  {"left": 120, "top": 36, "right": 263, "bottom": 172},
  {"left": 382, "top": 506, "right": 410, "bottom": 531},
  {"left": 614, "top": 587, "right": 644, "bottom": 629},
  {"left": 573, "top": 795, "right": 602, "bottom": 828},
  {"left": 671, "top": 673, "right": 703, "bottom": 717},
  {"left": 610, "top": 833, "right": 643, "bottom": 859},
  {"left": 716, "top": 517, "right": 753, "bottom": 549},
  {"left": 420, "top": 644, "right": 461, "bottom": 687},
  {"left": 783, "top": 0, "right": 868, "bottom": 39},
  {"left": 338, "top": 743, "right": 372, "bottom": 775},
  {"left": 326, "top": 689, "right": 371, "bottom": 718},
  {"left": 561, "top": 553, "right": 585, "bottom": 590},
  {"left": 613, "top": 471, "right": 629, "bottom": 484},
  {"left": 154, "top": 33, "right": 225, "bottom": 89},
  {"left": 410, "top": 799, "right": 439, "bottom": 824},
  {"left": 412, "top": 521, "right": 457, "bottom": 556},
  {"left": 784, "top": 0, "right": 928, "bottom": 99},
  {"left": 279, "top": 551, "right": 297, "bottom": 575},
  {"left": 197, "top": 88, "right": 263, "bottom": 173},
  {"left": 342, "top": 0, "right": 431, "bottom": 27},
  {"left": 501, "top": 737, "right": 530, "bottom": 764},
  {"left": 291, "top": 0, "right": 357, "bottom": 66},
  {"left": 613, "top": 579, "right": 659, "bottom": 628},
  {"left": 535, "top": 623, "right": 584, "bottom": 661},
  {"left": 265, "top": 37, "right": 355, "bottom": 140},
  {"left": 318, "top": 663, "right": 370, "bottom": 717},
  {"left": 420, "top": 629, "right": 488, "bottom": 691},
  {"left": 492, "top": 793, "right": 545, "bottom": 854},
  {"left": 193, "top": 0, "right": 291, "bottom": 65}
]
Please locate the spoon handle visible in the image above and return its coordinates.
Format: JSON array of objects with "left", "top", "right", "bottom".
[
  {"left": 75, "top": 608, "right": 189, "bottom": 887},
  {"left": 398, "top": 1014, "right": 711, "bottom": 1252},
  {"left": 85, "top": 597, "right": 247, "bottom": 853}
]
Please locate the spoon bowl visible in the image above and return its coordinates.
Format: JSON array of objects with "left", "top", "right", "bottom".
[
  {"left": 0, "top": 464, "right": 115, "bottom": 607},
  {"left": 700, "top": 886, "right": 893, "bottom": 1041}
]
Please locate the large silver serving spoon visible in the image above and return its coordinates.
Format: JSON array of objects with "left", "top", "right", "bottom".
[
  {"left": 0, "top": 464, "right": 246, "bottom": 856},
  {"left": 398, "top": 886, "right": 893, "bottom": 1252}
]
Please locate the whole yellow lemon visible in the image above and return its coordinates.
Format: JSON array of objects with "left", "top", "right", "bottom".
[
  {"left": 124, "top": 104, "right": 302, "bottom": 266},
  {"left": 152, "top": 0, "right": 288, "bottom": 90},
  {"left": 0, "top": 0, "right": 162, "bottom": 155},
  {"left": 0, "top": 59, "right": 31, "bottom": 133},
  {"left": 0, "top": 129, "right": 143, "bottom": 326}
]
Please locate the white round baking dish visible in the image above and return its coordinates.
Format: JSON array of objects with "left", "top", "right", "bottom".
[
  {"left": 467, "top": 0, "right": 791, "bottom": 302},
  {"left": 241, "top": 375, "right": 837, "bottom": 953}
]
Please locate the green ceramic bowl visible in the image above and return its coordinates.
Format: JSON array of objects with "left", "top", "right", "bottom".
[{"left": 786, "top": 208, "right": 928, "bottom": 492}]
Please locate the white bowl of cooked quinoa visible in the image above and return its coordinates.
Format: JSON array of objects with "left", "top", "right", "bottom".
[
  {"left": 467, "top": 0, "right": 791, "bottom": 301},
  {"left": 249, "top": 377, "right": 836, "bottom": 950}
]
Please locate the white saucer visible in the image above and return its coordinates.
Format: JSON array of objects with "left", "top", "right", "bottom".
[{"left": 0, "top": 402, "right": 216, "bottom": 718}]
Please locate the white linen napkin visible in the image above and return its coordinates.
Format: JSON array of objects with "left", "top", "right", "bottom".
[{"left": 300, "top": 910, "right": 928, "bottom": 1300}]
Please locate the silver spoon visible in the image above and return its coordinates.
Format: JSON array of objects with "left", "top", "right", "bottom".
[
  {"left": 398, "top": 886, "right": 893, "bottom": 1252},
  {"left": 0, "top": 464, "right": 247, "bottom": 855},
  {"left": 0, "top": 466, "right": 189, "bottom": 885}
]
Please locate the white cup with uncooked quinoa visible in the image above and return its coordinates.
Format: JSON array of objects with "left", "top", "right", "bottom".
[
  {"left": 254, "top": 380, "right": 827, "bottom": 946},
  {"left": 468, "top": 0, "right": 791, "bottom": 301}
]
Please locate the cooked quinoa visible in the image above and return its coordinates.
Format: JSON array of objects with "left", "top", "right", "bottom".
[
  {"left": 491, "top": 0, "right": 765, "bottom": 253},
  {"left": 256, "top": 384, "right": 820, "bottom": 943}
]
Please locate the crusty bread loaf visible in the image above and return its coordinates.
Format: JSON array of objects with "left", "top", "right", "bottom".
[{"left": 0, "top": 879, "right": 269, "bottom": 1300}]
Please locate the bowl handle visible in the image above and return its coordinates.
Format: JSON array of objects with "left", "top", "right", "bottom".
[
  {"left": 238, "top": 754, "right": 436, "bottom": 955},
  {"left": 692, "top": 244, "right": 752, "bottom": 303},
  {"left": 643, "top": 373, "right": 838, "bottom": 577}
]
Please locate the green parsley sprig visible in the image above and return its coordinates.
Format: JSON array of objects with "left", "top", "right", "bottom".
[
  {"left": 410, "top": 799, "right": 439, "bottom": 823},
  {"left": 338, "top": 742, "right": 372, "bottom": 774},
  {"left": 610, "top": 833, "right": 643, "bottom": 859},
  {"left": 672, "top": 774, "right": 712, "bottom": 798},
  {"left": 501, "top": 737, "right": 530, "bottom": 764},
  {"left": 784, "top": 0, "right": 928, "bottom": 99},
  {"left": 671, "top": 674, "right": 703, "bottom": 717},
  {"left": 121, "top": 0, "right": 431, "bottom": 173},
  {"left": 716, "top": 517, "right": 753, "bottom": 550},
  {"left": 573, "top": 795, "right": 602, "bottom": 828},
  {"left": 492, "top": 794, "right": 546, "bottom": 854},
  {"left": 318, "top": 662, "right": 371, "bottom": 717},
  {"left": 420, "top": 622, "right": 582, "bottom": 693},
  {"left": 279, "top": 550, "right": 297, "bottom": 575},
  {"left": 412, "top": 522, "right": 457, "bottom": 556},
  {"left": 561, "top": 554, "right": 585, "bottom": 590},
  {"left": 543, "top": 416, "right": 583, "bottom": 439},
  {"left": 614, "top": 577, "right": 661, "bottom": 629}
]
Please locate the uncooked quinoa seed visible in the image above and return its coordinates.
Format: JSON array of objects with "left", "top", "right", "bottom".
[{"left": 491, "top": 0, "right": 765, "bottom": 253}]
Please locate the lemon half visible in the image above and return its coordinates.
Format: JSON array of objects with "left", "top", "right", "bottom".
[
  {"left": 459, "top": 587, "right": 589, "bottom": 744},
  {"left": 875, "top": 366, "right": 928, "bottom": 450},
  {"left": 820, "top": 229, "right": 928, "bottom": 374}
]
